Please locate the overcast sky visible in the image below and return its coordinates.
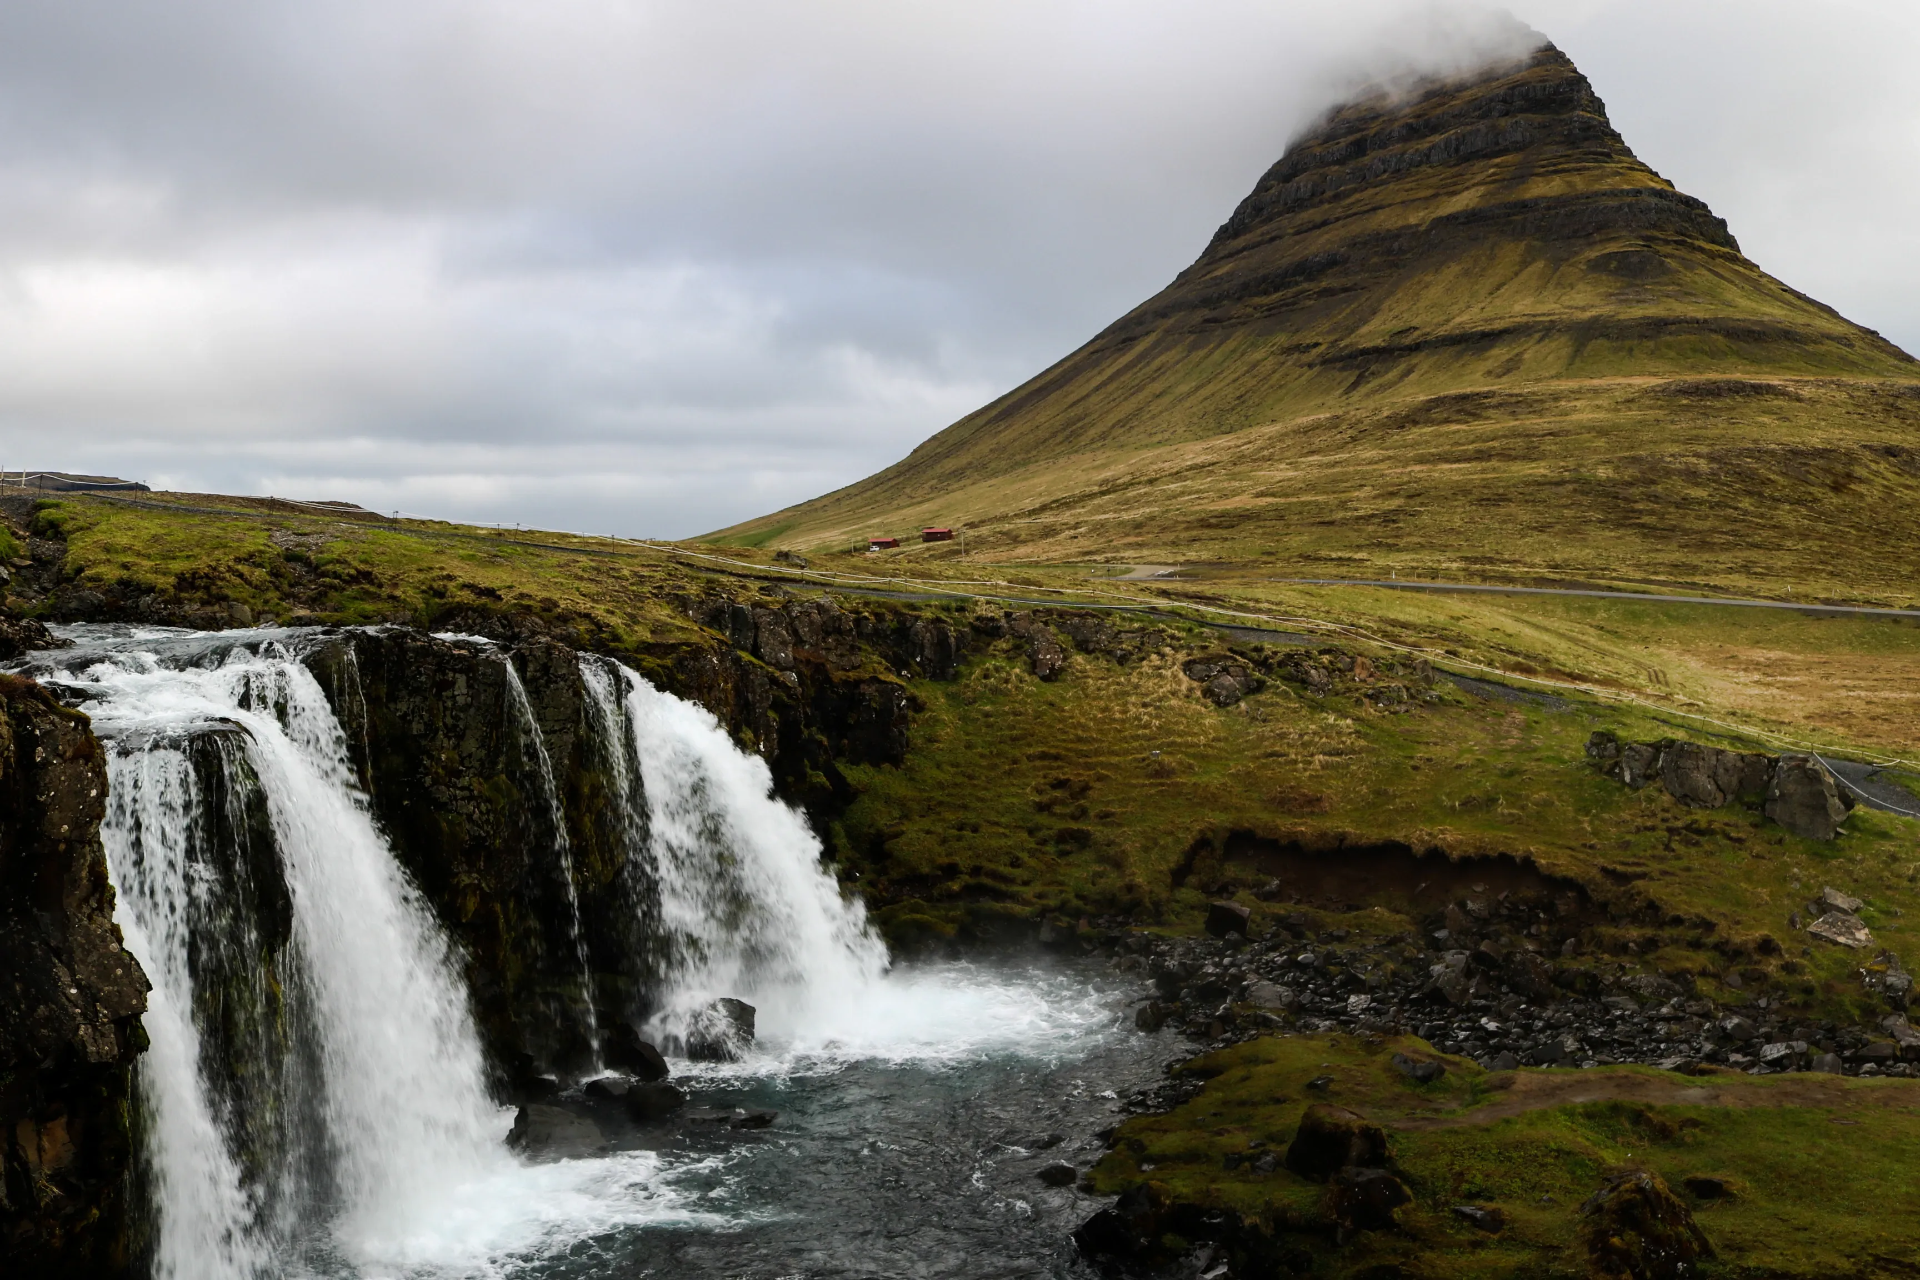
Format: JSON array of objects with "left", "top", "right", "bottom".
[{"left": 0, "top": 0, "right": 1913, "bottom": 537}]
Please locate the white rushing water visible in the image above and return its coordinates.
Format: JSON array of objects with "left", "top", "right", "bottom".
[
  {"left": 578, "top": 657, "right": 890, "bottom": 1048},
  {"left": 22, "top": 629, "right": 1128, "bottom": 1279}
]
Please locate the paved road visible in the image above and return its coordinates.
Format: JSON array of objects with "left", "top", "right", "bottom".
[{"left": 1271, "top": 577, "right": 1920, "bottom": 620}]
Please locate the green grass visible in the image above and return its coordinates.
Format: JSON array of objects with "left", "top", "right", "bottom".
[{"left": 1089, "top": 1033, "right": 1920, "bottom": 1277}]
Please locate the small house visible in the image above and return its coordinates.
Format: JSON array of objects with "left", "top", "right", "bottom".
[
  {"left": 920, "top": 527, "right": 954, "bottom": 543},
  {"left": 868, "top": 536, "right": 900, "bottom": 550}
]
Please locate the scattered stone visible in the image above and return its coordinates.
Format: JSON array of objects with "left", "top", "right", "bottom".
[
  {"left": 1451, "top": 1204, "right": 1506, "bottom": 1232},
  {"left": 1031, "top": 1132, "right": 1065, "bottom": 1151},
  {"left": 1305, "top": 1075, "right": 1334, "bottom": 1092},
  {"left": 1821, "top": 886, "right": 1865, "bottom": 914},
  {"left": 687, "top": 998, "right": 757, "bottom": 1061},
  {"left": 1578, "top": 1171, "right": 1713, "bottom": 1280},
  {"left": 1285, "top": 1104, "right": 1388, "bottom": 1180},
  {"left": 1390, "top": 1052, "right": 1446, "bottom": 1084},
  {"left": 507, "top": 1104, "right": 607, "bottom": 1160},
  {"left": 1037, "top": 1161, "right": 1078, "bottom": 1187},
  {"left": 1206, "top": 901, "right": 1252, "bottom": 938},
  {"left": 1717, "top": 1016, "right": 1757, "bottom": 1043},
  {"left": 625, "top": 1083, "right": 687, "bottom": 1121},
  {"left": 731, "top": 1110, "right": 778, "bottom": 1130},
  {"left": 1487, "top": 1051, "right": 1521, "bottom": 1072},
  {"left": 1808, "top": 912, "right": 1873, "bottom": 950},
  {"left": 1810, "top": 1053, "right": 1844, "bottom": 1075}
]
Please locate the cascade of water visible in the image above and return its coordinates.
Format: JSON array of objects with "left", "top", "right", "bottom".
[
  {"left": 49, "top": 635, "right": 510, "bottom": 1268},
  {"left": 500, "top": 660, "right": 601, "bottom": 1062},
  {"left": 579, "top": 657, "right": 889, "bottom": 1047},
  {"left": 104, "top": 741, "right": 277, "bottom": 1280}
]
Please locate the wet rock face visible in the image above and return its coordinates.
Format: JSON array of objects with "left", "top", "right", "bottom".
[
  {"left": 0, "top": 676, "right": 149, "bottom": 1279},
  {"left": 1587, "top": 732, "right": 1853, "bottom": 840}
]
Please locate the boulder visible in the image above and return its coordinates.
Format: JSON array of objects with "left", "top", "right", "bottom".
[
  {"left": 1390, "top": 1052, "right": 1446, "bottom": 1084},
  {"left": 1578, "top": 1171, "right": 1713, "bottom": 1280},
  {"left": 1285, "top": 1104, "right": 1389, "bottom": 1180},
  {"left": 507, "top": 1104, "right": 607, "bottom": 1160},
  {"left": 1765, "top": 756, "right": 1852, "bottom": 841},
  {"left": 1028, "top": 631, "right": 1068, "bottom": 681},
  {"left": 1807, "top": 911, "right": 1872, "bottom": 949},
  {"left": 1206, "top": 901, "right": 1252, "bottom": 938},
  {"left": 1660, "top": 740, "right": 1770, "bottom": 809},
  {"left": 1820, "top": 886, "right": 1864, "bottom": 914},
  {"left": 582, "top": 1075, "right": 632, "bottom": 1101},
  {"left": 1810, "top": 1053, "right": 1844, "bottom": 1074},
  {"left": 605, "top": 1024, "right": 672, "bottom": 1082},
  {"left": 1245, "top": 981, "right": 1299, "bottom": 1012},
  {"left": 625, "top": 1082, "right": 687, "bottom": 1121},
  {"left": 686, "top": 998, "right": 757, "bottom": 1061},
  {"left": 1037, "top": 1161, "right": 1078, "bottom": 1187},
  {"left": 1866, "top": 954, "right": 1914, "bottom": 1009},
  {"left": 730, "top": 1109, "right": 778, "bottom": 1130}
]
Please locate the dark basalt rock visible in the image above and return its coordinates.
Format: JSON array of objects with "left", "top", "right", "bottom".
[
  {"left": 1587, "top": 732, "right": 1853, "bottom": 840},
  {"left": 1205, "top": 901, "right": 1252, "bottom": 938},
  {"left": 1027, "top": 631, "right": 1068, "bottom": 682},
  {"left": 1328, "top": 1166, "right": 1411, "bottom": 1235},
  {"left": 624, "top": 1083, "right": 686, "bottom": 1121},
  {"left": 606, "top": 1024, "right": 672, "bottom": 1082},
  {"left": 1766, "top": 756, "right": 1853, "bottom": 841},
  {"left": 1389, "top": 1051, "right": 1445, "bottom": 1084},
  {"left": 686, "top": 998, "right": 756, "bottom": 1062},
  {"left": 506, "top": 1104, "right": 607, "bottom": 1160},
  {"left": 1284, "top": 1104, "right": 1389, "bottom": 1180},
  {"left": 1579, "top": 1171, "right": 1712, "bottom": 1280},
  {"left": 0, "top": 674, "right": 149, "bottom": 1279},
  {"left": 1036, "top": 1161, "right": 1077, "bottom": 1187}
]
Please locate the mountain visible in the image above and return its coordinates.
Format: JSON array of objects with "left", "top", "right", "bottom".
[{"left": 715, "top": 41, "right": 1920, "bottom": 597}]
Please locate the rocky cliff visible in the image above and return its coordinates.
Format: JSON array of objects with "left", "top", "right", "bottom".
[{"left": 0, "top": 676, "right": 148, "bottom": 1278}]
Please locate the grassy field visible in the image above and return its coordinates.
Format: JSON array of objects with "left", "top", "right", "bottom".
[{"left": 1088, "top": 1033, "right": 1920, "bottom": 1278}]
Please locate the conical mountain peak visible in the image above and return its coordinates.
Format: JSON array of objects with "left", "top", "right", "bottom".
[{"left": 718, "top": 39, "right": 1920, "bottom": 592}]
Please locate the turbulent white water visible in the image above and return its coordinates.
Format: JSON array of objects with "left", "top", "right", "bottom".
[
  {"left": 578, "top": 657, "right": 890, "bottom": 1048},
  {"left": 19, "top": 629, "right": 1134, "bottom": 1279}
]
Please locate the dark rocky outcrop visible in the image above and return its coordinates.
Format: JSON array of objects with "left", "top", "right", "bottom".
[
  {"left": 1579, "top": 1171, "right": 1712, "bottom": 1280},
  {"left": 1587, "top": 732, "right": 1853, "bottom": 839},
  {"left": 1284, "top": 1104, "right": 1389, "bottom": 1180},
  {"left": 0, "top": 677, "right": 148, "bottom": 1279}
]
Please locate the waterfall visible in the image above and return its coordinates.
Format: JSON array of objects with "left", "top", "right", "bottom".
[
  {"left": 501, "top": 660, "right": 601, "bottom": 1063},
  {"left": 578, "top": 657, "right": 889, "bottom": 1048},
  {"left": 43, "top": 633, "right": 510, "bottom": 1272}
]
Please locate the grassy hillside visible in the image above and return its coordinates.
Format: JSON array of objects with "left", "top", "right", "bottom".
[{"left": 711, "top": 46, "right": 1920, "bottom": 593}]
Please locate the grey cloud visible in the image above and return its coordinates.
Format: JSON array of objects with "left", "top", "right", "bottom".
[{"left": 0, "top": 0, "right": 1911, "bottom": 537}]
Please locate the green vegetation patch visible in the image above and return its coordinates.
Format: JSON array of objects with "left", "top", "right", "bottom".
[{"left": 1091, "top": 1032, "right": 1920, "bottom": 1278}]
